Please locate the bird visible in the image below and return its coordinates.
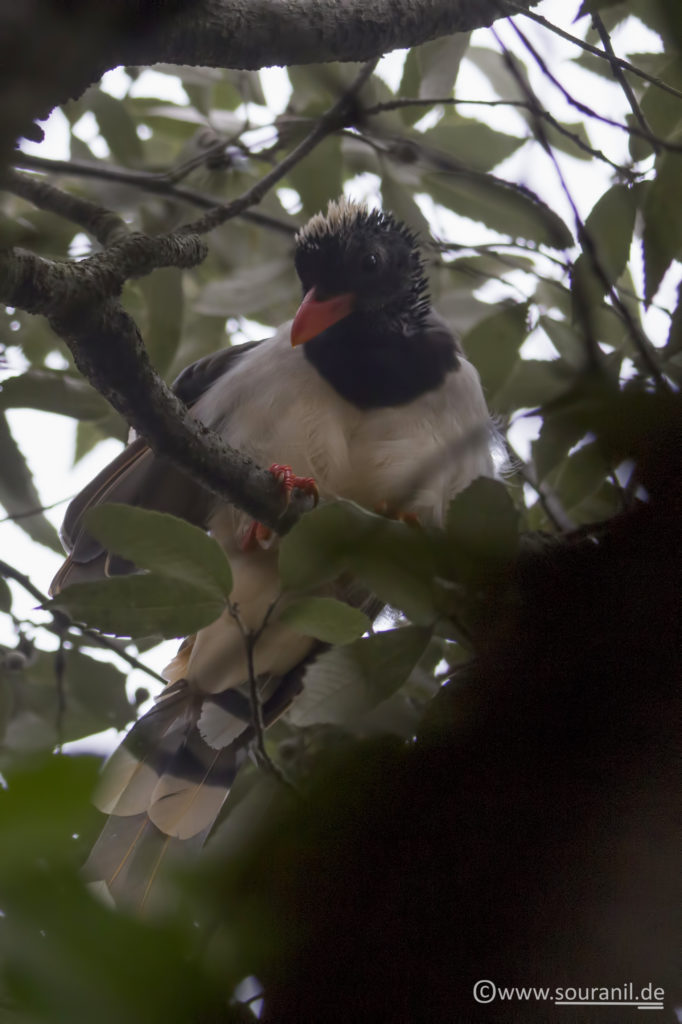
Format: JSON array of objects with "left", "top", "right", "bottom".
[{"left": 50, "top": 197, "right": 493, "bottom": 909}]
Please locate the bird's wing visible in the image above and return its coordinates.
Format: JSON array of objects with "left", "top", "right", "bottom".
[{"left": 50, "top": 339, "right": 263, "bottom": 594}]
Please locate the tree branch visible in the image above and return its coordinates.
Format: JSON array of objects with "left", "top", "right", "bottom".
[
  {"left": 0, "top": 232, "right": 206, "bottom": 316},
  {"left": 363, "top": 96, "right": 637, "bottom": 177},
  {"left": 11, "top": 153, "right": 298, "bottom": 237},
  {"left": 500, "top": 1, "right": 682, "bottom": 104},
  {"left": 3, "top": 169, "right": 129, "bottom": 247},
  {"left": 590, "top": 13, "right": 659, "bottom": 154},
  {"left": 0, "top": 0, "right": 535, "bottom": 166},
  {"left": 503, "top": 436, "right": 573, "bottom": 533},
  {"left": 502, "top": 14, "right": 682, "bottom": 156},
  {"left": 493, "top": 23, "right": 670, "bottom": 392}
]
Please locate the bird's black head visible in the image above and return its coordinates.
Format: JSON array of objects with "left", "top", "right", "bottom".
[
  {"left": 289, "top": 199, "right": 457, "bottom": 410},
  {"left": 292, "top": 199, "right": 430, "bottom": 345}
]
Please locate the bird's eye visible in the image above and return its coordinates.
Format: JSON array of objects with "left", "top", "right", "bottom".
[{"left": 362, "top": 252, "right": 380, "bottom": 272}]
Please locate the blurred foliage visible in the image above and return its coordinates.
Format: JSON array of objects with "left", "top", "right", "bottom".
[{"left": 0, "top": 1, "right": 681, "bottom": 1020}]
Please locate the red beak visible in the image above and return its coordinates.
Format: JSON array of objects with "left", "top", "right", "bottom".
[{"left": 291, "top": 287, "right": 356, "bottom": 347}]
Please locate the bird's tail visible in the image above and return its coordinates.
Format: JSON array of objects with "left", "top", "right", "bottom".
[{"left": 85, "top": 670, "right": 303, "bottom": 911}]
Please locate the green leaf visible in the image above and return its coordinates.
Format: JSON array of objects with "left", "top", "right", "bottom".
[
  {"left": 493, "top": 358, "right": 572, "bottom": 415},
  {"left": 545, "top": 440, "right": 611, "bottom": 515},
  {"left": 0, "top": 577, "right": 12, "bottom": 614},
  {"left": 139, "top": 268, "right": 184, "bottom": 377},
  {"left": 629, "top": 58, "right": 682, "bottom": 162},
  {"left": 85, "top": 504, "right": 233, "bottom": 599},
  {"left": 429, "top": 171, "right": 573, "bottom": 249},
  {"left": 540, "top": 118, "right": 595, "bottom": 162},
  {"left": 572, "top": 183, "right": 637, "bottom": 309},
  {"left": 0, "top": 369, "right": 108, "bottom": 419},
  {"left": 466, "top": 46, "right": 532, "bottom": 107},
  {"left": 461, "top": 302, "right": 530, "bottom": 402},
  {"left": 0, "top": 413, "right": 61, "bottom": 552},
  {"left": 278, "top": 597, "right": 370, "bottom": 645},
  {"left": 445, "top": 478, "right": 520, "bottom": 578},
  {"left": 1, "top": 647, "right": 134, "bottom": 750},
  {"left": 195, "top": 258, "right": 294, "bottom": 318},
  {"left": 279, "top": 502, "right": 442, "bottom": 625},
  {"left": 642, "top": 151, "right": 682, "bottom": 304},
  {"left": 577, "top": 0, "right": 628, "bottom": 18},
  {"left": 662, "top": 282, "right": 682, "bottom": 358},
  {"left": 0, "top": 757, "right": 226, "bottom": 1024},
  {"left": 533, "top": 414, "right": 588, "bottom": 483},
  {"left": 380, "top": 170, "right": 432, "bottom": 237},
  {"left": 279, "top": 502, "right": 379, "bottom": 591},
  {"left": 540, "top": 315, "right": 590, "bottom": 370},
  {"left": 420, "top": 117, "right": 524, "bottom": 174},
  {"left": 61, "top": 647, "right": 135, "bottom": 731},
  {"left": 287, "top": 626, "right": 431, "bottom": 727},
  {"left": 416, "top": 32, "right": 470, "bottom": 99},
  {"left": 48, "top": 574, "right": 225, "bottom": 639},
  {"left": 89, "top": 89, "right": 143, "bottom": 165},
  {"left": 288, "top": 135, "right": 343, "bottom": 218}
]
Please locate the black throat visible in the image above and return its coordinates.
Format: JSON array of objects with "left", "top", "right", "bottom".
[{"left": 303, "top": 311, "right": 459, "bottom": 410}]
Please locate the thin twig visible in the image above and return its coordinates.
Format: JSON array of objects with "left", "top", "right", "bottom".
[
  {"left": 0, "top": 495, "right": 71, "bottom": 523},
  {"left": 493, "top": 24, "right": 670, "bottom": 391},
  {"left": 500, "top": 12, "right": 682, "bottom": 156},
  {"left": 504, "top": 435, "right": 573, "bottom": 533},
  {"left": 500, "top": 1, "right": 682, "bottom": 103},
  {"left": 180, "top": 58, "right": 379, "bottom": 236},
  {"left": 435, "top": 238, "right": 571, "bottom": 273},
  {"left": 54, "top": 629, "right": 67, "bottom": 752},
  {"left": 363, "top": 96, "right": 635, "bottom": 176},
  {"left": 11, "top": 153, "right": 297, "bottom": 236},
  {"left": 591, "top": 13, "right": 659, "bottom": 154},
  {"left": 3, "top": 169, "right": 129, "bottom": 246},
  {"left": 227, "top": 596, "right": 296, "bottom": 792},
  {"left": 0, "top": 558, "right": 167, "bottom": 684}
]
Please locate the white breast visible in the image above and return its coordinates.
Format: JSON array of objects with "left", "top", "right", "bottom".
[{"left": 191, "top": 324, "right": 492, "bottom": 547}]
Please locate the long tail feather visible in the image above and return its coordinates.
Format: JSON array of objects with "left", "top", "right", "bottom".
[{"left": 86, "top": 666, "right": 305, "bottom": 910}]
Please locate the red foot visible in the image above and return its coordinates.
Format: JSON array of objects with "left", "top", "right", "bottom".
[
  {"left": 374, "top": 501, "right": 421, "bottom": 527},
  {"left": 269, "top": 464, "right": 319, "bottom": 507},
  {"left": 241, "top": 520, "right": 273, "bottom": 550},
  {"left": 241, "top": 464, "right": 319, "bottom": 551}
]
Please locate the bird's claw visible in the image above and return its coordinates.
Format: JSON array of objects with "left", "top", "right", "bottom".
[
  {"left": 269, "top": 464, "right": 319, "bottom": 508},
  {"left": 241, "top": 464, "right": 319, "bottom": 551}
]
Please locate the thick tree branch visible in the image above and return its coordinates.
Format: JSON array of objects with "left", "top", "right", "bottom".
[
  {"left": 0, "top": 234, "right": 206, "bottom": 317},
  {"left": 0, "top": 0, "right": 536, "bottom": 166}
]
